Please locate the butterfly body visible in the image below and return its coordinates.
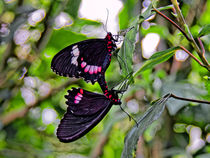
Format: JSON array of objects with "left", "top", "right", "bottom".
[{"left": 56, "top": 88, "right": 121, "bottom": 143}]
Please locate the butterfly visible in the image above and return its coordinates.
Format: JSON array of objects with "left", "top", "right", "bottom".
[
  {"left": 56, "top": 87, "right": 121, "bottom": 143},
  {"left": 51, "top": 32, "right": 118, "bottom": 84}
]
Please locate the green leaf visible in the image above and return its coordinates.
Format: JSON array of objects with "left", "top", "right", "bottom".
[
  {"left": 118, "top": 3, "right": 154, "bottom": 85},
  {"left": 198, "top": 24, "right": 210, "bottom": 37},
  {"left": 121, "top": 94, "right": 171, "bottom": 158},
  {"left": 118, "top": 16, "right": 139, "bottom": 78},
  {"left": 134, "top": 47, "right": 179, "bottom": 77},
  {"left": 46, "top": 29, "right": 87, "bottom": 50}
]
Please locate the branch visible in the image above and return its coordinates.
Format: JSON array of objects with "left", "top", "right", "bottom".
[
  {"left": 153, "top": 7, "right": 210, "bottom": 71},
  {"left": 169, "top": 93, "right": 210, "bottom": 104},
  {"left": 179, "top": 46, "right": 207, "bottom": 68},
  {"left": 0, "top": 79, "right": 79, "bottom": 127},
  {"left": 153, "top": 7, "right": 191, "bottom": 41},
  {"left": 170, "top": 0, "right": 210, "bottom": 69},
  {"left": 197, "top": 37, "right": 205, "bottom": 56},
  {"left": 170, "top": 0, "right": 200, "bottom": 52}
]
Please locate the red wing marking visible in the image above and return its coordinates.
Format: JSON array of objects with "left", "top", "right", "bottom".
[
  {"left": 84, "top": 65, "right": 90, "bottom": 72},
  {"left": 74, "top": 90, "right": 83, "bottom": 104}
]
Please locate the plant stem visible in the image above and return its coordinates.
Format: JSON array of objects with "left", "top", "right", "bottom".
[
  {"left": 170, "top": 0, "right": 199, "bottom": 49},
  {"left": 179, "top": 46, "right": 206, "bottom": 68},
  {"left": 170, "top": 0, "right": 185, "bottom": 27},
  {"left": 169, "top": 93, "right": 210, "bottom": 104},
  {"left": 197, "top": 37, "right": 205, "bottom": 56},
  {"left": 153, "top": 6, "right": 210, "bottom": 71},
  {"left": 153, "top": 8, "right": 191, "bottom": 41},
  {"left": 170, "top": 0, "right": 210, "bottom": 69}
]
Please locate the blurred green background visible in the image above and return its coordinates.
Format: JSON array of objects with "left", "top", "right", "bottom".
[{"left": 0, "top": 0, "right": 210, "bottom": 158}]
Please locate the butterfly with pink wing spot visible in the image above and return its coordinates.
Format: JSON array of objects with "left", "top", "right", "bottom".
[
  {"left": 51, "top": 32, "right": 118, "bottom": 100},
  {"left": 51, "top": 32, "right": 117, "bottom": 84},
  {"left": 56, "top": 87, "right": 121, "bottom": 142}
]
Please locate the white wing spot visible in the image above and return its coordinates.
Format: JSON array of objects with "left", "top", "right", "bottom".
[
  {"left": 72, "top": 45, "right": 80, "bottom": 56},
  {"left": 72, "top": 45, "right": 77, "bottom": 49},
  {"left": 72, "top": 48, "right": 80, "bottom": 56},
  {"left": 71, "top": 56, "right": 78, "bottom": 66},
  {"left": 71, "top": 45, "right": 79, "bottom": 66}
]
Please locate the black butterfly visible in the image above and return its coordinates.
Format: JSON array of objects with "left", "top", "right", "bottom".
[
  {"left": 51, "top": 32, "right": 117, "bottom": 84},
  {"left": 56, "top": 87, "right": 121, "bottom": 143}
]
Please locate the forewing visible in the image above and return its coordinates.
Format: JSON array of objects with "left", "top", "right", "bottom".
[
  {"left": 51, "top": 39, "right": 111, "bottom": 83},
  {"left": 56, "top": 88, "right": 112, "bottom": 143},
  {"left": 51, "top": 44, "right": 80, "bottom": 78}
]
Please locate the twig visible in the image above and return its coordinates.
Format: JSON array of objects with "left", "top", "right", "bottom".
[
  {"left": 0, "top": 79, "right": 79, "bottom": 127},
  {"left": 197, "top": 37, "right": 205, "bottom": 56},
  {"left": 153, "top": 7, "right": 191, "bottom": 41},
  {"left": 169, "top": 93, "right": 210, "bottom": 104},
  {"left": 170, "top": 0, "right": 200, "bottom": 51},
  {"left": 170, "top": 0, "right": 185, "bottom": 27},
  {"left": 170, "top": 0, "right": 210, "bottom": 69},
  {"left": 153, "top": 6, "right": 210, "bottom": 71},
  {"left": 179, "top": 46, "right": 206, "bottom": 68}
]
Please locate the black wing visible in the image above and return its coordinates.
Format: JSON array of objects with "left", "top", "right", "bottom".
[
  {"left": 51, "top": 38, "right": 114, "bottom": 83},
  {"left": 56, "top": 88, "right": 113, "bottom": 143}
]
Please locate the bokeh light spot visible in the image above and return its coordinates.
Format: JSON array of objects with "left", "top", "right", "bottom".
[
  {"left": 79, "top": 0, "right": 123, "bottom": 34},
  {"left": 186, "top": 126, "right": 205, "bottom": 154},
  {"left": 127, "top": 99, "right": 139, "bottom": 114},
  {"left": 142, "top": 33, "right": 160, "bottom": 59},
  {"left": 28, "top": 9, "right": 46, "bottom": 26},
  {"left": 42, "top": 108, "right": 57, "bottom": 125},
  {"left": 175, "top": 49, "right": 189, "bottom": 61},
  {"left": 14, "top": 28, "right": 30, "bottom": 45},
  {"left": 20, "top": 87, "right": 36, "bottom": 105},
  {"left": 54, "top": 12, "right": 73, "bottom": 29}
]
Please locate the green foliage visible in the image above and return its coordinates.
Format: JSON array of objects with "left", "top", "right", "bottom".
[
  {"left": 134, "top": 47, "right": 179, "bottom": 77},
  {"left": 122, "top": 94, "right": 171, "bottom": 158},
  {"left": 119, "top": 0, "right": 138, "bottom": 29},
  {"left": 64, "top": 0, "right": 81, "bottom": 19},
  {"left": 198, "top": 24, "right": 210, "bottom": 37},
  {"left": 0, "top": 0, "right": 210, "bottom": 158},
  {"left": 118, "top": 16, "right": 139, "bottom": 80},
  {"left": 161, "top": 81, "right": 207, "bottom": 115}
]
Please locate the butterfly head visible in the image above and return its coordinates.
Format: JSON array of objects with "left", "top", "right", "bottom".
[{"left": 106, "top": 32, "right": 118, "bottom": 42}]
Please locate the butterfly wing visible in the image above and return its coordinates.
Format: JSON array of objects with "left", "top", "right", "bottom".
[
  {"left": 56, "top": 88, "right": 113, "bottom": 143},
  {"left": 51, "top": 38, "right": 114, "bottom": 83}
]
